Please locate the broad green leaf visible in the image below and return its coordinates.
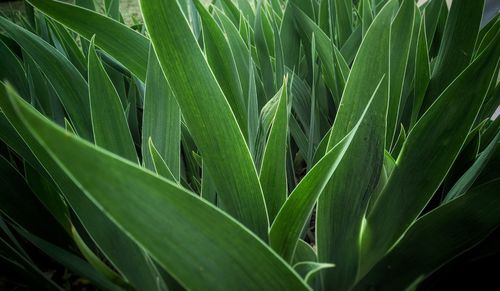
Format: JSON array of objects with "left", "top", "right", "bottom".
[
  {"left": 141, "top": 0, "right": 269, "bottom": 239},
  {"left": 0, "top": 84, "right": 162, "bottom": 291},
  {"left": 354, "top": 180, "right": 500, "bottom": 290},
  {"left": 443, "top": 131, "right": 500, "bottom": 203},
  {"left": 194, "top": 0, "right": 247, "bottom": 136},
  {"left": 316, "top": 1, "right": 396, "bottom": 288},
  {"left": 360, "top": 32, "right": 500, "bottom": 273},
  {"left": 270, "top": 78, "right": 383, "bottom": 264},
  {"left": 386, "top": 0, "right": 415, "bottom": 147},
  {"left": 0, "top": 17, "right": 92, "bottom": 139},
  {"left": 142, "top": 46, "right": 180, "bottom": 180},
  {"left": 27, "top": 0, "right": 149, "bottom": 81},
  {"left": 259, "top": 78, "right": 289, "bottom": 222},
  {"left": 422, "top": 0, "right": 484, "bottom": 111},
  {"left": 4, "top": 86, "right": 309, "bottom": 291},
  {"left": 88, "top": 39, "right": 137, "bottom": 162}
]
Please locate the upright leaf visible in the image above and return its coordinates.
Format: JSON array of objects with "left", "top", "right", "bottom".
[
  {"left": 354, "top": 180, "right": 500, "bottom": 290},
  {"left": 360, "top": 31, "right": 500, "bottom": 274},
  {"left": 140, "top": 0, "right": 268, "bottom": 239},
  {"left": 422, "top": 0, "right": 484, "bottom": 112},
  {"left": 317, "top": 1, "right": 396, "bottom": 289},
  {"left": 259, "top": 78, "right": 289, "bottom": 222},
  {"left": 386, "top": 0, "right": 415, "bottom": 147},
  {"left": 88, "top": 39, "right": 137, "bottom": 162},
  {"left": 142, "top": 46, "right": 181, "bottom": 180}
]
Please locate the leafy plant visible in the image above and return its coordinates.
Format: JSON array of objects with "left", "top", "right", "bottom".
[{"left": 0, "top": 0, "right": 499, "bottom": 290}]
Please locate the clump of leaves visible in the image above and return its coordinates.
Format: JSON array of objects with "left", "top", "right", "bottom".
[{"left": 0, "top": 0, "right": 499, "bottom": 290}]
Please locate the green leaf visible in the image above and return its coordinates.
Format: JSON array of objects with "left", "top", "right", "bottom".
[
  {"left": 0, "top": 17, "right": 92, "bottom": 139},
  {"left": 16, "top": 228, "right": 123, "bottom": 291},
  {"left": 141, "top": 0, "right": 269, "bottom": 239},
  {"left": 0, "top": 84, "right": 162, "bottom": 291},
  {"left": 354, "top": 179, "right": 500, "bottom": 290},
  {"left": 332, "top": 0, "right": 353, "bottom": 47},
  {"left": 27, "top": 0, "right": 149, "bottom": 81},
  {"left": 443, "top": 131, "right": 500, "bottom": 203},
  {"left": 148, "top": 138, "right": 176, "bottom": 182},
  {"left": 0, "top": 39, "right": 29, "bottom": 99},
  {"left": 386, "top": 0, "right": 416, "bottom": 147},
  {"left": 259, "top": 78, "right": 289, "bottom": 222},
  {"left": 270, "top": 77, "right": 384, "bottom": 264},
  {"left": 294, "top": 262, "right": 335, "bottom": 285},
  {"left": 4, "top": 85, "right": 310, "bottom": 291},
  {"left": 360, "top": 30, "right": 500, "bottom": 274},
  {"left": 422, "top": 0, "right": 484, "bottom": 111},
  {"left": 316, "top": 1, "right": 396, "bottom": 288},
  {"left": 411, "top": 14, "right": 431, "bottom": 128},
  {"left": 294, "top": 8, "right": 350, "bottom": 106},
  {"left": 142, "top": 46, "right": 180, "bottom": 180},
  {"left": 88, "top": 39, "right": 137, "bottom": 162},
  {"left": 194, "top": 0, "right": 247, "bottom": 136}
]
